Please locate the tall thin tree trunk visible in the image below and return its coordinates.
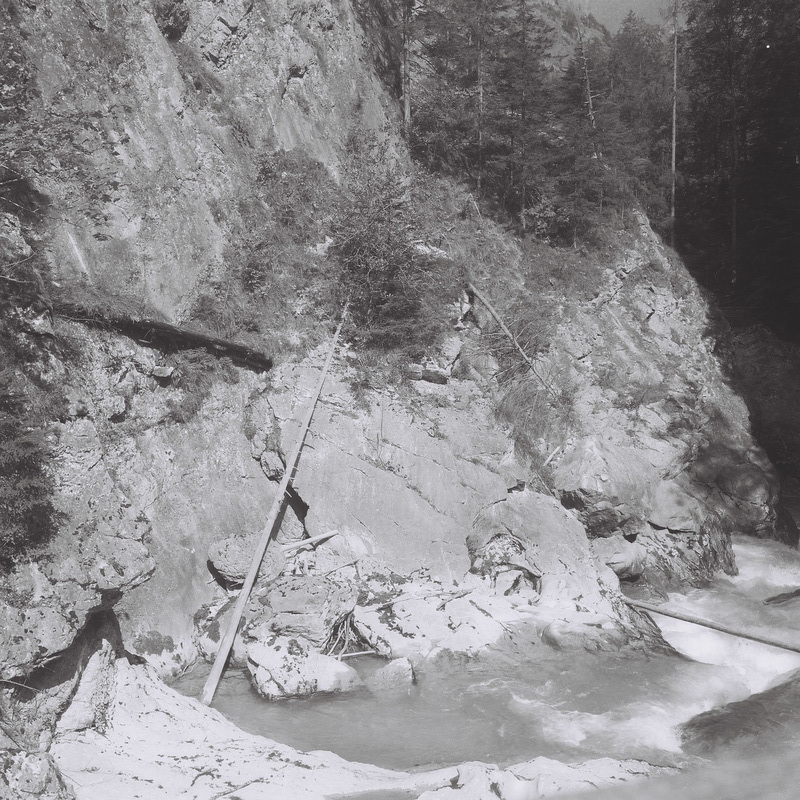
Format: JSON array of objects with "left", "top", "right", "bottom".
[
  {"left": 477, "top": 31, "right": 484, "bottom": 195},
  {"left": 519, "top": 0, "right": 527, "bottom": 230},
  {"left": 578, "top": 27, "right": 600, "bottom": 159},
  {"left": 670, "top": 0, "right": 678, "bottom": 247},
  {"left": 402, "top": 0, "right": 412, "bottom": 133},
  {"left": 727, "top": 28, "right": 738, "bottom": 287},
  {"left": 730, "top": 127, "right": 738, "bottom": 287}
]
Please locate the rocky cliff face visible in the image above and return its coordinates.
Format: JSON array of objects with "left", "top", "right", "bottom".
[
  {"left": 0, "top": 0, "right": 793, "bottom": 796},
  {"left": 8, "top": 0, "right": 394, "bottom": 318}
]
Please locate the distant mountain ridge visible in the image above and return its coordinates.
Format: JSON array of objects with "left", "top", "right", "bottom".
[{"left": 580, "top": 0, "right": 665, "bottom": 31}]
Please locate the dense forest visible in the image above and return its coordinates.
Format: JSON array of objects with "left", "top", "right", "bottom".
[{"left": 383, "top": 0, "right": 800, "bottom": 335}]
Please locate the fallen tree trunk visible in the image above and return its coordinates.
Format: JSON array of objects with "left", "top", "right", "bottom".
[
  {"left": 625, "top": 598, "right": 800, "bottom": 654},
  {"left": 52, "top": 300, "right": 273, "bottom": 371}
]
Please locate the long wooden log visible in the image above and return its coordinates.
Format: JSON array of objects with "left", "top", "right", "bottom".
[
  {"left": 53, "top": 300, "right": 273, "bottom": 371},
  {"left": 625, "top": 598, "right": 800, "bottom": 655},
  {"left": 200, "top": 308, "right": 347, "bottom": 705}
]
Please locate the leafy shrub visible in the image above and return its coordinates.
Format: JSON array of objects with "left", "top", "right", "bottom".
[
  {"left": 331, "top": 134, "right": 463, "bottom": 352},
  {"left": 0, "top": 384, "right": 62, "bottom": 566},
  {"left": 256, "top": 150, "right": 337, "bottom": 243},
  {"left": 0, "top": 282, "right": 64, "bottom": 566}
]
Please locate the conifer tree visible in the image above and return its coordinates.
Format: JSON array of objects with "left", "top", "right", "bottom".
[{"left": 682, "top": 0, "right": 800, "bottom": 298}]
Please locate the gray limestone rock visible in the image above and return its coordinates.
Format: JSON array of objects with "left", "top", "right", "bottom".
[
  {"left": 0, "top": 751, "right": 74, "bottom": 800},
  {"left": 0, "top": 213, "right": 32, "bottom": 263},
  {"left": 648, "top": 479, "right": 707, "bottom": 532},
  {"left": 208, "top": 536, "right": 287, "bottom": 585},
  {"left": 365, "top": 657, "right": 415, "bottom": 693},
  {"left": 245, "top": 575, "right": 359, "bottom": 649},
  {"left": 246, "top": 636, "right": 362, "bottom": 700},
  {"left": 554, "top": 438, "right": 658, "bottom": 539},
  {"left": 591, "top": 537, "right": 647, "bottom": 580}
]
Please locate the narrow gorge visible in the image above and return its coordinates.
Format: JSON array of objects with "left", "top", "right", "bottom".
[{"left": 2, "top": 1, "right": 800, "bottom": 798}]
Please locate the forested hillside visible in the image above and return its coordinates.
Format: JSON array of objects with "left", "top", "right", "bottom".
[{"left": 387, "top": 0, "right": 800, "bottom": 332}]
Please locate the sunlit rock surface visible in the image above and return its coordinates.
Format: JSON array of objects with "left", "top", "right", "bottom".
[
  {"left": 0, "top": 751, "right": 74, "bottom": 800},
  {"left": 271, "top": 354, "right": 521, "bottom": 580},
  {"left": 246, "top": 635, "right": 362, "bottom": 700},
  {"left": 49, "top": 652, "right": 668, "bottom": 800},
  {"left": 11, "top": 0, "right": 394, "bottom": 320},
  {"left": 365, "top": 657, "right": 416, "bottom": 692},
  {"left": 246, "top": 574, "right": 359, "bottom": 648},
  {"left": 417, "top": 758, "right": 672, "bottom": 800}
]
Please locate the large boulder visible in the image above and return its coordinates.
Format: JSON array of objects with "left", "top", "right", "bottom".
[
  {"left": 207, "top": 536, "right": 287, "bottom": 585},
  {"left": 553, "top": 438, "right": 658, "bottom": 539},
  {"left": 591, "top": 537, "right": 647, "bottom": 580},
  {"left": 690, "top": 441, "right": 782, "bottom": 539},
  {"left": 648, "top": 479, "right": 708, "bottom": 533},
  {"left": 469, "top": 490, "right": 633, "bottom": 624},
  {"left": 365, "top": 657, "right": 416, "bottom": 693},
  {"left": 634, "top": 476, "right": 738, "bottom": 592},
  {"left": 245, "top": 575, "right": 359, "bottom": 649},
  {"left": 680, "top": 667, "right": 800, "bottom": 758},
  {"left": 352, "top": 572, "right": 544, "bottom": 662},
  {"left": 246, "top": 636, "right": 362, "bottom": 700}
]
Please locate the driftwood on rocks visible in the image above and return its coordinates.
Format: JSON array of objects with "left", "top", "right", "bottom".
[{"left": 52, "top": 299, "right": 273, "bottom": 371}]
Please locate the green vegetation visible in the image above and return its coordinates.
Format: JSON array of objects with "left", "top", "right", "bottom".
[
  {"left": 403, "top": 1, "right": 676, "bottom": 244},
  {"left": 166, "top": 351, "right": 238, "bottom": 424},
  {"left": 332, "top": 134, "right": 464, "bottom": 353},
  {"left": 0, "top": 273, "right": 64, "bottom": 566},
  {"left": 399, "top": 0, "right": 800, "bottom": 329},
  {"left": 680, "top": 0, "right": 800, "bottom": 318}
]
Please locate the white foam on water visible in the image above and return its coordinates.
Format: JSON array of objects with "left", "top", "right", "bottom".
[
  {"left": 654, "top": 616, "right": 800, "bottom": 693},
  {"left": 507, "top": 655, "right": 751, "bottom": 760},
  {"left": 173, "top": 538, "right": 800, "bottom": 770},
  {"left": 652, "top": 536, "right": 800, "bottom": 693},
  {"left": 730, "top": 535, "right": 800, "bottom": 589}
]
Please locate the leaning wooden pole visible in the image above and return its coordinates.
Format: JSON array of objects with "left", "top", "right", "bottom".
[
  {"left": 625, "top": 598, "right": 800, "bottom": 655},
  {"left": 200, "top": 307, "right": 348, "bottom": 705}
]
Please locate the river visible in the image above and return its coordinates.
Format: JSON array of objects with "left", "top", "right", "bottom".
[{"left": 173, "top": 535, "right": 800, "bottom": 786}]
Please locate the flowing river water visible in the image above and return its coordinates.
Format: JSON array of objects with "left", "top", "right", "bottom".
[{"left": 173, "top": 535, "right": 800, "bottom": 782}]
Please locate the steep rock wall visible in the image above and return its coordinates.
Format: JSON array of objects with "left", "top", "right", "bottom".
[
  {"left": 0, "top": 0, "right": 793, "bottom": 791},
  {"left": 10, "top": 0, "right": 395, "bottom": 318},
  {"left": 466, "top": 213, "right": 793, "bottom": 598}
]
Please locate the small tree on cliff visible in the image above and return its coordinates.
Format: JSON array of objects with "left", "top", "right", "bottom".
[{"left": 330, "top": 134, "right": 428, "bottom": 348}]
